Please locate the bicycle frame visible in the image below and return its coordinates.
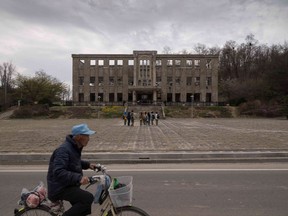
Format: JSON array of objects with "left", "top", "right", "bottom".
[
  {"left": 94, "top": 193, "right": 117, "bottom": 216},
  {"left": 86, "top": 172, "right": 122, "bottom": 216},
  {"left": 47, "top": 172, "right": 118, "bottom": 216},
  {"left": 15, "top": 168, "right": 149, "bottom": 216}
]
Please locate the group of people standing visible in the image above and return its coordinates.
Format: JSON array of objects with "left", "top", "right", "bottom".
[
  {"left": 139, "top": 111, "right": 160, "bottom": 126},
  {"left": 123, "top": 110, "right": 160, "bottom": 126},
  {"left": 123, "top": 110, "right": 135, "bottom": 126}
]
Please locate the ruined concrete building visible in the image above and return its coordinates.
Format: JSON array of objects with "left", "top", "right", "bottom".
[{"left": 72, "top": 50, "right": 219, "bottom": 105}]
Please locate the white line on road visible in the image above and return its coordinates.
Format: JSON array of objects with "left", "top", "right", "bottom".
[{"left": 1, "top": 168, "right": 288, "bottom": 173}]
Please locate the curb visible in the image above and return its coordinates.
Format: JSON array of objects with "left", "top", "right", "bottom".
[{"left": 1, "top": 151, "right": 288, "bottom": 165}]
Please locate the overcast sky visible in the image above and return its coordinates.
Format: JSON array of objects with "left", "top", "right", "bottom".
[{"left": 0, "top": 0, "right": 287, "bottom": 87}]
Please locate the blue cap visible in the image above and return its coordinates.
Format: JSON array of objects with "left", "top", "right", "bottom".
[{"left": 71, "top": 124, "right": 96, "bottom": 136}]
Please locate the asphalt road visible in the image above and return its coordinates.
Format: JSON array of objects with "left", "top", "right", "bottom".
[{"left": 1, "top": 163, "right": 288, "bottom": 216}]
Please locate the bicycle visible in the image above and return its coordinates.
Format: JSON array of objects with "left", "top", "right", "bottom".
[{"left": 14, "top": 166, "right": 150, "bottom": 216}]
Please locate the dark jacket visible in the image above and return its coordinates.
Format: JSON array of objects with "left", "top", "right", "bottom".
[{"left": 47, "top": 135, "right": 90, "bottom": 200}]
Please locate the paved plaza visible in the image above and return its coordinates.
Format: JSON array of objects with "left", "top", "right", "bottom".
[{"left": 0, "top": 118, "right": 287, "bottom": 153}]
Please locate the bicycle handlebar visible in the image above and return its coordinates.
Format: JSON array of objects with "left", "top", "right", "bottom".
[{"left": 86, "top": 165, "right": 110, "bottom": 189}]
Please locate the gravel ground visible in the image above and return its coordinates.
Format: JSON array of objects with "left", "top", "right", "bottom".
[{"left": 0, "top": 118, "right": 288, "bottom": 153}]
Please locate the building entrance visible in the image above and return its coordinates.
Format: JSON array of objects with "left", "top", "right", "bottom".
[{"left": 137, "top": 93, "right": 153, "bottom": 104}]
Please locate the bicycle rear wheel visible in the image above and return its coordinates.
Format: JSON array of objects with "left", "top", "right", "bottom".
[
  {"left": 108, "top": 206, "right": 150, "bottom": 216},
  {"left": 15, "top": 206, "right": 55, "bottom": 216}
]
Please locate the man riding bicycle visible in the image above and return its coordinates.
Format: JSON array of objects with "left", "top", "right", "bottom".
[{"left": 47, "top": 123, "right": 98, "bottom": 216}]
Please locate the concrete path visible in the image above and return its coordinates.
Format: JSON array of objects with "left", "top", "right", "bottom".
[{"left": 0, "top": 108, "right": 16, "bottom": 120}]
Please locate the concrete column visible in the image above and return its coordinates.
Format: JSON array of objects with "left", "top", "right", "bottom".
[
  {"left": 84, "top": 58, "right": 90, "bottom": 103},
  {"left": 153, "top": 90, "right": 157, "bottom": 104},
  {"left": 72, "top": 57, "right": 79, "bottom": 103},
  {"left": 133, "top": 90, "right": 136, "bottom": 105}
]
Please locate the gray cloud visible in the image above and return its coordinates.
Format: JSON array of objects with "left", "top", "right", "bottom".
[{"left": 0, "top": 0, "right": 287, "bottom": 85}]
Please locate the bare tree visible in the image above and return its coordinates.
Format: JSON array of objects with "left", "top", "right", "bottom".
[
  {"left": 0, "top": 62, "right": 16, "bottom": 89},
  {"left": 0, "top": 62, "right": 17, "bottom": 108},
  {"left": 193, "top": 43, "right": 209, "bottom": 54},
  {"left": 61, "top": 84, "right": 72, "bottom": 101},
  {"left": 162, "top": 46, "right": 173, "bottom": 54},
  {"left": 208, "top": 46, "right": 221, "bottom": 55},
  {"left": 179, "top": 49, "right": 190, "bottom": 54}
]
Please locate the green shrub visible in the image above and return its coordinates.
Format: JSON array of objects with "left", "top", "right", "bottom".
[{"left": 101, "top": 106, "right": 123, "bottom": 118}]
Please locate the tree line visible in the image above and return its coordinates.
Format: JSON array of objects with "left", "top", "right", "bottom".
[
  {"left": 163, "top": 34, "right": 288, "bottom": 117},
  {"left": 0, "top": 67, "right": 70, "bottom": 111}
]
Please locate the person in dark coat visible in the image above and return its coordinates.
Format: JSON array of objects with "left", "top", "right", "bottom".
[
  {"left": 127, "top": 111, "right": 131, "bottom": 126},
  {"left": 47, "top": 123, "right": 98, "bottom": 216}
]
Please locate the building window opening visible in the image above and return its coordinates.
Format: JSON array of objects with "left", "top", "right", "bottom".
[
  {"left": 195, "top": 77, "right": 200, "bottom": 86},
  {"left": 78, "top": 93, "right": 84, "bottom": 102},
  {"left": 90, "top": 93, "right": 95, "bottom": 102},
  {"left": 90, "top": 60, "right": 96, "bottom": 66},
  {"left": 157, "top": 91, "right": 161, "bottom": 100},
  {"left": 79, "top": 77, "right": 84, "bottom": 85},
  {"left": 109, "top": 60, "right": 115, "bottom": 66},
  {"left": 109, "top": 93, "right": 114, "bottom": 102},
  {"left": 98, "top": 60, "right": 104, "bottom": 66},
  {"left": 117, "top": 93, "right": 123, "bottom": 102},
  {"left": 128, "top": 77, "right": 133, "bottom": 86},
  {"left": 194, "top": 93, "right": 200, "bottom": 102},
  {"left": 139, "top": 59, "right": 150, "bottom": 79},
  {"left": 117, "top": 60, "right": 123, "bottom": 65},
  {"left": 167, "top": 93, "right": 172, "bottom": 102},
  {"left": 167, "top": 60, "right": 173, "bottom": 66},
  {"left": 98, "top": 93, "right": 103, "bottom": 102},
  {"left": 206, "top": 77, "right": 212, "bottom": 86},
  {"left": 175, "top": 60, "right": 181, "bottom": 66},
  {"left": 175, "top": 77, "right": 181, "bottom": 85},
  {"left": 206, "top": 59, "right": 211, "bottom": 69},
  {"left": 175, "top": 93, "right": 181, "bottom": 102},
  {"left": 186, "top": 60, "right": 193, "bottom": 66},
  {"left": 186, "top": 77, "right": 192, "bottom": 86},
  {"left": 206, "top": 93, "right": 212, "bottom": 102},
  {"left": 79, "top": 60, "right": 85, "bottom": 69},
  {"left": 128, "top": 60, "right": 134, "bottom": 65},
  {"left": 167, "top": 76, "right": 173, "bottom": 86},
  {"left": 89, "top": 77, "right": 95, "bottom": 86},
  {"left": 128, "top": 92, "right": 133, "bottom": 101},
  {"left": 156, "top": 60, "right": 162, "bottom": 66},
  {"left": 156, "top": 77, "right": 161, "bottom": 86},
  {"left": 98, "top": 77, "right": 104, "bottom": 86},
  {"left": 186, "top": 93, "right": 193, "bottom": 102},
  {"left": 109, "top": 77, "right": 114, "bottom": 85},
  {"left": 117, "top": 77, "right": 122, "bottom": 85},
  {"left": 194, "top": 59, "right": 200, "bottom": 67}
]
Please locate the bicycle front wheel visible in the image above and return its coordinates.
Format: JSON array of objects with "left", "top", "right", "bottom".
[
  {"left": 15, "top": 206, "right": 55, "bottom": 216},
  {"left": 108, "top": 206, "right": 150, "bottom": 216}
]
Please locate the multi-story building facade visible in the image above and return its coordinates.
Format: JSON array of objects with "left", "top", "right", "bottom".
[{"left": 72, "top": 50, "right": 219, "bottom": 105}]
